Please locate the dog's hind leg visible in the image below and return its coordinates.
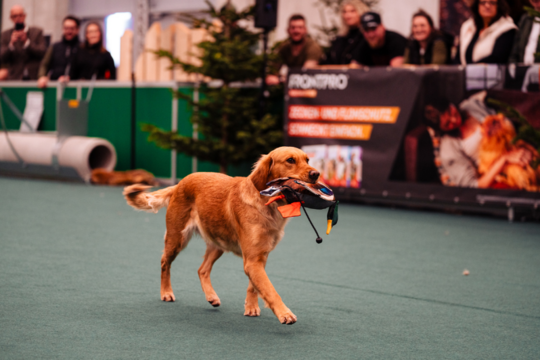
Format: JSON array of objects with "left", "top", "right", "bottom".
[
  {"left": 244, "top": 280, "right": 260, "bottom": 317},
  {"left": 198, "top": 244, "right": 224, "bottom": 307},
  {"left": 160, "top": 193, "right": 195, "bottom": 302}
]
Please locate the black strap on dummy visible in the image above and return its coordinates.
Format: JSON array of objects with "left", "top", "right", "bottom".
[{"left": 281, "top": 184, "right": 323, "bottom": 244}]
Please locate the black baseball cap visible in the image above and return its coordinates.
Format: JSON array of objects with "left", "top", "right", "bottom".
[{"left": 361, "top": 12, "right": 382, "bottom": 30}]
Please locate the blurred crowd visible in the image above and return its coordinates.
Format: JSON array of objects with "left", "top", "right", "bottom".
[
  {"left": 1, "top": 0, "right": 539, "bottom": 87},
  {"left": 0, "top": 5, "right": 116, "bottom": 87},
  {"left": 267, "top": 0, "right": 540, "bottom": 84}
]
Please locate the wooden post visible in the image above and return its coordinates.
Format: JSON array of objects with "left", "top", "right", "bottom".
[
  {"left": 144, "top": 22, "right": 161, "bottom": 82},
  {"left": 118, "top": 30, "right": 133, "bottom": 81}
]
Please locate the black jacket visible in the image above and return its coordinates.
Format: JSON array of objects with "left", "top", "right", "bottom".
[
  {"left": 38, "top": 37, "right": 80, "bottom": 80},
  {"left": 455, "top": 17, "right": 517, "bottom": 65},
  {"left": 70, "top": 43, "right": 116, "bottom": 80},
  {"left": 321, "top": 27, "right": 365, "bottom": 65},
  {"left": 353, "top": 30, "right": 407, "bottom": 66}
]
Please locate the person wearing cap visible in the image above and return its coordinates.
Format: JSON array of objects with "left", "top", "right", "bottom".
[
  {"left": 266, "top": 14, "right": 323, "bottom": 85},
  {"left": 0, "top": 5, "right": 46, "bottom": 80},
  {"left": 353, "top": 12, "right": 407, "bottom": 67}
]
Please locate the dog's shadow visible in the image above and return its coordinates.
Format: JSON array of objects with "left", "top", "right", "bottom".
[
  {"left": 108, "top": 297, "right": 313, "bottom": 338},
  {"left": 159, "top": 301, "right": 309, "bottom": 336}
]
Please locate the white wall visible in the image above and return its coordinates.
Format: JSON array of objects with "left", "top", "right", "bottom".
[
  {"left": 68, "top": 0, "right": 211, "bottom": 18},
  {"left": 376, "top": 0, "right": 439, "bottom": 38},
  {"left": 150, "top": 0, "right": 210, "bottom": 13},
  {"left": 68, "top": 0, "right": 135, "bottom": 18}
]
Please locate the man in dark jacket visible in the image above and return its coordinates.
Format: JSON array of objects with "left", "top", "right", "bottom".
[
  {"left": 509, "top": 0, "right": 540, "bottom": 64},
  {"left": 0, "top": 5, "right": 47, "bottom": 80},
  {"left": 38, "top": 16, "right": 81, "bottom": 88},
  {"left": 353, "top": 12, "right": 407, "bottom": 67}
]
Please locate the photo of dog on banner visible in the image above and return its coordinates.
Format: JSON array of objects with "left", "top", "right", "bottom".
[
  {"left": 395, "top": 89, "right": 540, "bottom": 192},
  {"left": 424, "top": 91, "right": 539, "bottom": 191}
]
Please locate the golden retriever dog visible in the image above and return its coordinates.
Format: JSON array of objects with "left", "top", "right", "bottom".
[
  {"left": 123, "top": 147, "right": 321, "bottom": 325},
  {"left": 478, "top": 114, "right": 538, "bottom": 191}
]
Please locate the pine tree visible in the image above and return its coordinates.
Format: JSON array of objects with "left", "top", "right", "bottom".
[{"left": 143, "top": 1, "right": 283, "bottom": 174}]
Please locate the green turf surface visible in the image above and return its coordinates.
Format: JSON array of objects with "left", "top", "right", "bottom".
[{"left": 1, "top": 176, "right": 539, "bottom": 359}]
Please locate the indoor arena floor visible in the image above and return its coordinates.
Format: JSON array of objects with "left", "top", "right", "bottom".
[{"left": 1, "top": 176, "right": 539, "bottom": 360}]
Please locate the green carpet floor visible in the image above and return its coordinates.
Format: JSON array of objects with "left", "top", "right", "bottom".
[{"left": 1, "top": 176, "right": 539, "bottom": 359}]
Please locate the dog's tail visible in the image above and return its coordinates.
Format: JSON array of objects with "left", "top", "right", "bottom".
[{"left": 123, "top": 184, "right": 175, "bottom": 213}]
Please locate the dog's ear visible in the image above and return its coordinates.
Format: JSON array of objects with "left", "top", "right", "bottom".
[{"left": 249, "top": 154, "right": 274, "bottom": 191}]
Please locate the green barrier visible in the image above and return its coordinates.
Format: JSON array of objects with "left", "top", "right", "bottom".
[{"left": 0, "top": 82, "right": 253, "bottom": 179}]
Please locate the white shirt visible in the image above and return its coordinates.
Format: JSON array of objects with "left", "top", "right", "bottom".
[
  {"left": 524, "top": 18, "right": 540, "bottom": 65},
  {"left": 460, "top": 126, "right": 482, "bottom": 165}
]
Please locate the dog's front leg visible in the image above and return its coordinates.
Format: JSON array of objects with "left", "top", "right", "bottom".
[{"left": 243, "top": 254, "right": 297, "bottom": 325}]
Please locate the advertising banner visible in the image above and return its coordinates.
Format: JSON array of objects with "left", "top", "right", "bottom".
[{"left": 285, "top": 67, "right": 540, "bottom": 207}]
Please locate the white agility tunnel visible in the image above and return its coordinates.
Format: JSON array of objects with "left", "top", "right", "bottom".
[{"left": 0, "top": 132, "right": 116, "bottom": 182}]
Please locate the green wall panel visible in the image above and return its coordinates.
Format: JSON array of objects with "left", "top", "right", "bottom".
[
  {"left": 86, "top": 88, "right": 133, "bottom": 171},
  {"left": 1, "top": 87, "right": 35, "bottom": 130},
  {"left": 175, "top": 88, "right": 195, "bottom": 179},
  {"left": 0, "top": 84, "right": 259, "bottom": 179},
  {"left": 41, "top": 88, "right": 57, "bottom": 131},
  {"left": 135, "top": 87, "right": 174, "bottom": 178}
]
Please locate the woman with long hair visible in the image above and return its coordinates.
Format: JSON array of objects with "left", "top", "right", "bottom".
[
  {"left": 70, "top": 22, "right": 116, "bottom": 80},
  {"left": 457, "top": 0, "right": 517, "bottom": 64},
  {"left": 404, "top": 9, "right": 451, "bottom": 65},
  {"left": 321, "top": 0, "right": 369, "bottom": 65}
]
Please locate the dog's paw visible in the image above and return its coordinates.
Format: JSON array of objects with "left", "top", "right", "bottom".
[
  {"left": 207, "top": 296, "right": 221, "bottom": 307},
  {"left": 277, "top": 308, "right": 297, "bottom": 325},
  {"left": 244, "top": 303, "right": 261, "bottom": 317},
  {"left": 161, "top": 292, "right": 176, "bottom": 302}
]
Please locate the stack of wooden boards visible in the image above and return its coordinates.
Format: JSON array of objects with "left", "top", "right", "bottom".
[{"left": 118, "top": 22, "right": 217, "bottom": 82}]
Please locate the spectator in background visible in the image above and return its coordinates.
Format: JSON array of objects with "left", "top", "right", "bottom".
[
  {"left": 266, "top": 14, "right": 322, "bottom": 85},
  {"left": 37, "top": 16, "right": 81, "bottom": 88},
  {"left": 353, "top": 12, "right": 407, "bottom": 67},
  {"left": 69, "top": 22, "right": 116, "bottom": 80},
  {"left": 321, "top": 0, "right": 369, "bottom": 65},
  {"left": 404, "top": 9, "right": 452, "bottom": 65},
  {"left": 509, "top": 0, "right": 540, "bottom": 64},
  {"left": 0, "top": 5, "right": 46, "bottom": 80},
  {"left": 457, "top": 0, "right": 516, "bottom": 65}
]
